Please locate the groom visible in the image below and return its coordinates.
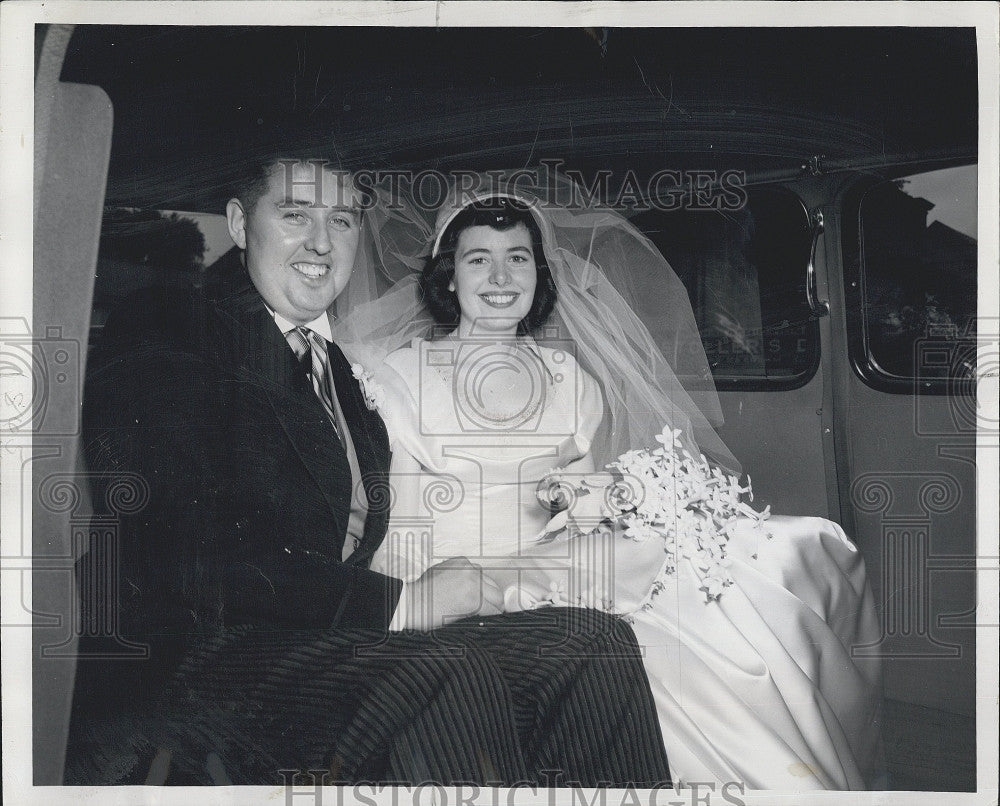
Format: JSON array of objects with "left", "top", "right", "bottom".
[{"left": 65, "top": 155, "right": 670, "bottom": 786}]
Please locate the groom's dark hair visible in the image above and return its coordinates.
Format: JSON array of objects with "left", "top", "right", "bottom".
[
  {"left": 230, "top": 154, "right": 286, "bottom": 213},
  {"left": 421, "top": 200, "right": 557, "bottom": 336},
  {"left": 230, "top": 153, "right": 353, "bottom": 214}
]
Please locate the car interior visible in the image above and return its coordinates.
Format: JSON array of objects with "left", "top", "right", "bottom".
[{"left": 29, "top": 23, "right": 980, "bottom": 790}]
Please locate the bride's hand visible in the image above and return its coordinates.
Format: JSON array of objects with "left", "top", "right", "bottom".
[
  {"left": 499, "top": 578, "right": 557, "bottom": 613},
  {"left": 486, "top": 525, "right": 669, "bottom": 615},
  {"left": 403, "top": 557, "right": 504, "bottom": 631}
]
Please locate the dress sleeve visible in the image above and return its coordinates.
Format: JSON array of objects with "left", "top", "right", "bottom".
[
  {"left": 371, "top": 351, "right": 414, "bottom": 448},
  {"left": 370, "top": 347, "right": 434, "bottom": 582},
  {"left": 570, "top": 359, "right": 605, "bottom": 460},
  {"left": 541, "top": 357, "right": 603, "bottom": 518},
  {"left": 370, "top": 446, "right": 434, "bottom": 582}
]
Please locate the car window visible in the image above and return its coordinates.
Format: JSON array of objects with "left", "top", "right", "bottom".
[
  {"left": 91, "top": 209, "right": 230, "bottom": 332},
  {"left": 848, "top": 164, "right": 977, "bottom": 390},
  {"left": 630, "top": 185, "right": 818, "bottom": 389}
]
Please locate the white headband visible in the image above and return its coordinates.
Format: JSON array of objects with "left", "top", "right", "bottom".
[{"left": 430, "top": 189, "right": 543, "bottom": 257}]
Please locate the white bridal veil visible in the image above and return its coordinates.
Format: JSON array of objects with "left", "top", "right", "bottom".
[{"left": 333, "top": 168, "right": 739, "bottom": 473}]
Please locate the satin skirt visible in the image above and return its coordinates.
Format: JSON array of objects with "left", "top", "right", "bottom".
[{"left": 629, "top": 515, "right": 885, "bottom": 790}]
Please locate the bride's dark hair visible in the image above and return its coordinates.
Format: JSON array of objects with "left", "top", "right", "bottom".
[{"left": 420, "top": 199, "right": 557, "bottom": 335}]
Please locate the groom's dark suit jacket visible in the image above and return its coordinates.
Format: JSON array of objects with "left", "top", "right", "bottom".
[{"left": 68, "top": 267, "right": 401, "bottom": 771}]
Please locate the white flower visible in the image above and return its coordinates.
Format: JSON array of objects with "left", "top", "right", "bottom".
[
  {"left": 594, "top": 420, "right": 770, "bottom": 604},
  {"left": 502, "top": 581, "right": 568, "bottom": 612},
  {"left": 623, "top": 518, "right": 659, "bottom": 542},
  {"left": 350, "top": 363, "right": 385, "bottom": 411},
  {"left": 655, "top": 427, "right": 685, "bottom": 450},
  {"left": 701, "top": 574, "right": 730, "bottom": 601},
  {"left": 616, "top": 450, "right": 660, "bottom": 477}
]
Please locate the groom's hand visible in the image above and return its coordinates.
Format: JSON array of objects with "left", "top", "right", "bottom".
[{"left": 403, "top": 557, "right": 504, "bottom": 631}]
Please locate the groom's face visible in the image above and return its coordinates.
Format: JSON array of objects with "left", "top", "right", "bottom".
[{"left": 226, "top": 161, "right": 361, "bottom": 325}]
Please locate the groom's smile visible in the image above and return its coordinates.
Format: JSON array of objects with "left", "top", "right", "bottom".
[{"left": 291, "top": 260, "right": 333, "bottom": 280}]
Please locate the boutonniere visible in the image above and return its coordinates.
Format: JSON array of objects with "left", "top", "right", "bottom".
[{"left": 351, "top": 363, "right": 386, "bottom": 412}]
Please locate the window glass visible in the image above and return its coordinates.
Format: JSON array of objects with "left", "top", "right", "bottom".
[
  {"left": 630, "top": 186, "right": 817, "bottom": 387},
  {"left": 92, "top": 209, "right": 231, "bottom": 332},
  {"left": 858, "top": 165, "right": 977, "bottom": 382}
]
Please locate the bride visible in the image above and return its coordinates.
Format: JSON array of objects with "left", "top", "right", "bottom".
[{"left": 335, "top": 170, "right": 885, "bottom": 790}]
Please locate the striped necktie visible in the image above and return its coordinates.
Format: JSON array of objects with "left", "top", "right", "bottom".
[{"left": 285, "top": 326, "right": 341, "bottom": 442}]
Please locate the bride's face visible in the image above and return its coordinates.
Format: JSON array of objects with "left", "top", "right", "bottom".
[{"left": 452, "top": 223, "right": 537, "bottom": 338}]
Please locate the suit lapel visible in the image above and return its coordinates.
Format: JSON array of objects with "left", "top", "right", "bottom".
[
  {"left": 324, "top": 338, "right": 392, "bottom": 563},
  {"left": 213, "top": 276, "right": 352, "bottom": 533}
]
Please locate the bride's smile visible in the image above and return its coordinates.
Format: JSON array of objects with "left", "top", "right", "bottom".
[
  {"left": 452, "top": 223, "right": 537, "bottom": 337},
  {"left": 479, "top": 291, "right": 521, "bottom": 308}
]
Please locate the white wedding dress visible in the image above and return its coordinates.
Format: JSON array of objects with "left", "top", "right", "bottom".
[{"left": 371, "top": 339, "right": 885, "bottom": 791}]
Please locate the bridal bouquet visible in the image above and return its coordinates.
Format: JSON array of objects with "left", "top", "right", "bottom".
[{"left": 537, "top": 425, "right": 772, "bottom": 606}]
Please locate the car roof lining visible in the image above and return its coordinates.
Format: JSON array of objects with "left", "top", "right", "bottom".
[{"left": 57, "top": 25, "right": 979, "bottom": 213}]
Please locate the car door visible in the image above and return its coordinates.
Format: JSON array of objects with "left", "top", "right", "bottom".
[{"left": 828, "top": 161, "right": 979, "bottom": 789}]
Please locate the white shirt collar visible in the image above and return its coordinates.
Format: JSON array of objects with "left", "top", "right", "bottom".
[{"left": 269, "top": 308, "right": 334, "bottom": 342}]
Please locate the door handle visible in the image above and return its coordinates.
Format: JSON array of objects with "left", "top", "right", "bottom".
[{"left": 807, "top": 210, "right": 830, "bottom": 317}]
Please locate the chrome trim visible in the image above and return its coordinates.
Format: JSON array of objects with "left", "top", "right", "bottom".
[{"left": 807, "top": 209, "right": 830, "bottom": 317}]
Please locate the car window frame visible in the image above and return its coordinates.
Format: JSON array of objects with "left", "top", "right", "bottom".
[
  {"left": 841, "top": 157, "right": 978, "bottom": 395},
  {"left": 631, "top": 182, "right": 821, "bottom": 393}
]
